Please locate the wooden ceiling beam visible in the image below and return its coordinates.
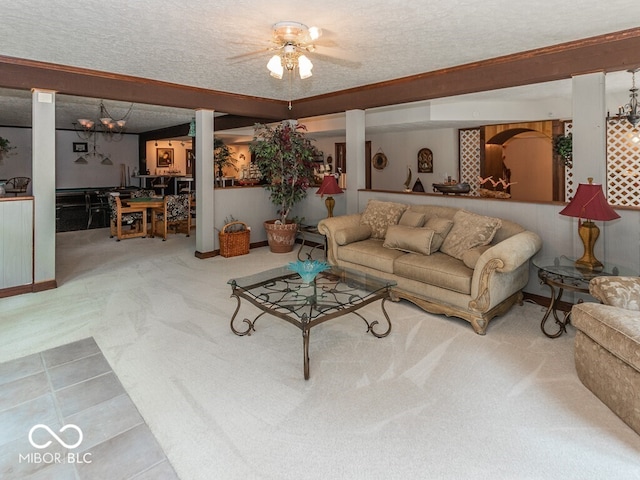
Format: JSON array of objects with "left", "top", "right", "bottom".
[
  {"left": 0, "top": 55, "right": 290, "bottom": 120},
  {"left": 290, "top": 27, "right": 640, "bottom": 118}
]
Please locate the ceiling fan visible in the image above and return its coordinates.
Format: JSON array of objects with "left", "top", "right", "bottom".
[
  {"left": 228, "top": 21, "right": 359, "bottom": 109},
  {"left": 228, "top": 21, "right": 357, "bottom": 74}
]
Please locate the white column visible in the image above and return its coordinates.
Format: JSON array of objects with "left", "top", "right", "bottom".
[
  {"left": 345, "top": 109, "right": 365, "bottom": 214},
  {"left": 570, "top": 73, "right": 609, "bottom": 262},
  {"left": 32, "top": 89, "right": 56, "bottom": 286},
  {"left": 572, "top": 73, "right": 607, "bottom": 184},
  {"left": 195, "top": 109, "right": 215, "bottom": 256}
]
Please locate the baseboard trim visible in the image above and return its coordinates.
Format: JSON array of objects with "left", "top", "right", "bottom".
[
  {"left": 0, "top": 279, "right": 57, "bottom": 298},
  {"left": 522, "top": 291, "right": 573, "bottom": 313}
]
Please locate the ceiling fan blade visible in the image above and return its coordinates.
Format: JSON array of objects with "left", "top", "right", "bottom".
[
  {"left": 226, "top": 49, "right": 271, "bottom": 61},
  {"left": 310, "top": 52, "right": 361, "bottom": 69}
]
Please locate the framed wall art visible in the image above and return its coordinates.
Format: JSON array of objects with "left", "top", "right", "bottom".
[
  {"left": 418, "top": 148, "right": 433, "bottom": 173},
  {"left": 157, "top": 148, "right": 174, "bottom": 167},
  {"left": 73, "top": 142, "right": 88, "bottom": 153}
]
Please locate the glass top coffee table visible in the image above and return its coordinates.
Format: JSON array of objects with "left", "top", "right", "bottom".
[{"left": 228, "top": 266, "right": 396, "bottom": 379}]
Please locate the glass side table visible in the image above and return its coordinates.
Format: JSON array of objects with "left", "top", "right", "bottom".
[
  {"left": 532, "top": 255, "right": 635, "bottom": 338},
  {"left": 297, "top": 224, "right": 326, "bottom": 261}
]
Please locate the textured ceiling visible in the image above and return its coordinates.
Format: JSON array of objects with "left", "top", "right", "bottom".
[{"left": 0, "top": 0, "right": 638, "bottom": 133}]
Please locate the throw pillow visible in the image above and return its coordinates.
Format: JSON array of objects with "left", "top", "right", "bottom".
[
  {"left": 461, "top": 245, "right": 492, "bottom": 269},
  {"left": 398, "top": 210, "right": 426, "bottom": 228},
  {"left": 424, "top": 217, "right": 454, "bottom": 253},
  {"left": 360, "top": 199, "right": 407, "bottom": 239},
  {"left": 589, "top": 276, "right": 640, "bottom": 311},
  {"left": 383, "top": 224, "right": 435, "bottom": 255},
  {"left": 335, "top": 225, "right": 372, "bottom": 246},
  {"left": 440, "top": 210, "right": 502, "bottom": 260}
]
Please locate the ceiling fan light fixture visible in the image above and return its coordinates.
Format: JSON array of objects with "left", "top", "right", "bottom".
[
  {"left": 308, "top": 26, "right": 321, "bottom": 41},
  {"left": 267, "top": 54, "right": 284, "bottom": 79},
  {"left": 298, "top": 55, "right": 313, "bottom": 79}
]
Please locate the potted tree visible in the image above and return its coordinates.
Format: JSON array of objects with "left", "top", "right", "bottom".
[{"left": 250, "top": 121, "right": 317, "bottom": 253}]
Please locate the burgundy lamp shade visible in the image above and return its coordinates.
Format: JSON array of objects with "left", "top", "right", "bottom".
[
  {"left": 316, "top": 175, "right": 344, "bottom": 197},
  {"left": 316, "top": 175, "right": 343, "bottom": 218},
  {"left": 559, "top": 180, "right": 620, "bottom": 221},
  {"left": 559, "top": 178, "right": 619, "bottom": 270}
]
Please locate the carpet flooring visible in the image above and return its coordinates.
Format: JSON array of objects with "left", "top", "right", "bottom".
[{"left": 0, "top": 228, "right": 639, "bottom": 479}]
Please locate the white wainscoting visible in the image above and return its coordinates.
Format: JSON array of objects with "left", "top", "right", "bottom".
[{"left": 0, "top": 198, "right": 33, "bottom": 289}]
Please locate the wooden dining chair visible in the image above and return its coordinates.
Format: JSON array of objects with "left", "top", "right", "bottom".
[
  {"left": 150, "top": 194, "right": 191, "bottom": 240},
  {"left": 107, "top": 193, "right": 147, "bottom": 241}
]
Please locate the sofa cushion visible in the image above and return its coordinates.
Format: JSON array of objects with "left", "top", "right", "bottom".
[
  {"left": 440, "top": 210, "right": 502, "bottom": 260},
  {"left": 338, "top": 238, "right": 406, "bottom": 274},
  {"left": 335, "top": 224, "right": 372, "bottom": 246},
  {"left": 424, "top": 217, "right": 454, "bottom": 252},
  {"left": 383, "top": 225, "right": 435, "bottom": 255},
  {"left": 398, "top": 210, "right": 426, "bottom": 227},
  {"left": 589, "top": 276, "right": 640, "bottom": 311},
  {"left": 360, "top": 199, "right": 407, "bottom": 239},
  {"left": 394, "top": 252, "right": 473, "bottom": 294},
  {"left": 461, "top": 245, "right": 492, "bottom": 269}
]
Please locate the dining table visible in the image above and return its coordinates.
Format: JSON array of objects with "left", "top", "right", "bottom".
[{"left": 123, "top": 196, "right": 165, "bottom": 235}]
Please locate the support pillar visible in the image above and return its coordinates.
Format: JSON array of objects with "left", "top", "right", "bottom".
[
  {"left": 345, "top": 110, "right": 365, "bottom": 214},
  {"left": 32, "top": 89, "right": 57, "bottom": 290},
  {"left": 195, "top": 109, "right": 215, "bottom": 257}
]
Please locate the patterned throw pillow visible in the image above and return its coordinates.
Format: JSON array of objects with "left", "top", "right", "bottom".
[
  {"left": 589, "top": 276, "right": 640, "bottom": 311},
  {"left": 440, "top": 210, "right": 502, "bottom": 260},
  {"left": 360, "top": 200, "right": 407, "bottom": 239}
]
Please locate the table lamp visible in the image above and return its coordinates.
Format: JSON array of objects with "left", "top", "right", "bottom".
[
  {"left": 559, "top": 177, "right": 620, "bottom": 270},
  {"left": 316, "top": 174, "right": 343, "bottom": 217}
]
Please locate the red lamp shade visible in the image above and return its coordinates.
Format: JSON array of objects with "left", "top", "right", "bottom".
[
  {"left": 316, "top": 175, "right": 344, "bottom": 197},
  {"left": 559, "top": 180, "right": 620, "bottom": 221},
  {"left": 316, "top": 175, "right": 343, "bottom": 218},
  {"left": 559, "top": 178, "right": 619, "bottom": 270}
]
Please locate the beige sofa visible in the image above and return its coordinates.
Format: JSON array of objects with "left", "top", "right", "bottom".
[
  {"left": 317, "top": 200, "right": 542, "bottom": 335},
  {"left": 572, "top": 276, "right": 640, "bottom": 435}
]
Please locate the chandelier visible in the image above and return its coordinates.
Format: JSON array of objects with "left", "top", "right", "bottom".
[
  {"left": 614, "top": 68, "right": 639, "bottom": 127},
  {"left": 73, "top": 100, "right": 133, "bottom": 142},
  {"left": 266, "top": 22, "right": 320, "bottom": 80}
]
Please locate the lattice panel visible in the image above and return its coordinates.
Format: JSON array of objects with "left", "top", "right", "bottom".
[
  {"left": 459, "top": 128, "right": 481, "bottom": 196},
  {"left": 564, "top": 122, "right": 574, "bottom": 200},
  {"left": 607, "top": 119, "right": 640, "bottom": 207}
]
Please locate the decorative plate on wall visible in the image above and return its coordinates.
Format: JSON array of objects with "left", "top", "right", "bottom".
[{"left": 372, "top": 152, "right": 388, "bottom": 170}]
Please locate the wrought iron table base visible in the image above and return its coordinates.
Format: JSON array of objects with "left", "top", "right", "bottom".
[{"left": 230, "top": 294, "right": 392, "bottom": 380}]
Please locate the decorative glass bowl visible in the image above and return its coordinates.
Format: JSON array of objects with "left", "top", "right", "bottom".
[{"left": 287, "top": 260, "right": 331, "bottom": 284}]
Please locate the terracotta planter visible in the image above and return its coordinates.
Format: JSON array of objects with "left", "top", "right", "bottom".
[{"left": 264, "top": 220, "right": 298, "bottom": 253}]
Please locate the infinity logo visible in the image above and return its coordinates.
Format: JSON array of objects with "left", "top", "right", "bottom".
[{"left": 28, "top": 424, "right": 83, "bottom": 449}]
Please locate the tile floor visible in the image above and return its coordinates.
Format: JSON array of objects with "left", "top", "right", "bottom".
[{"left": 0, "top": 337, "right": 178, "bottom": 480}]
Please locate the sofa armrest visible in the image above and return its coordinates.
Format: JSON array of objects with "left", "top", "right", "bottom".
[
  {"left": 469, "top": 230, "right": 542, "bottom": 312},
  {"left": 589, "top": 276, "right": 640, "bottom": 311},
  {"left": 318, "top": 214, "right": 363, "bottom": 264}
]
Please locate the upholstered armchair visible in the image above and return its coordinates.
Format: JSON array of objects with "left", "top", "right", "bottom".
[
  {"left": 107, "top": 193, "right": 147, "bottom": 241},
  {"left": 150, "top": 193, "right": 191, "bottom": 240},
  {"left": 571, "top": 276, "right": 640, "bottom": 435}
]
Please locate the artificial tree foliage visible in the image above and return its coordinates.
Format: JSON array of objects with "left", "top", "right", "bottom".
[{"left": 250, "top": 121, "right": 318, "bottom": 224}]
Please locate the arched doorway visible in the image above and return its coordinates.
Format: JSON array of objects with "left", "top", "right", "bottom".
[{"left": 483, "top": 121, "right": 563, "bottom": 202}]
